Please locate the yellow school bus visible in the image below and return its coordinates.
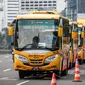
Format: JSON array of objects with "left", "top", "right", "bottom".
[
  {"left": 77, "top": 18, "right": 85, "bottom": 64},
  {"left": 8, "top": 11, "right": 70, "bottom": 79},
  {"left": 69, "top": 20, "right": 78, "bottom": 68}
]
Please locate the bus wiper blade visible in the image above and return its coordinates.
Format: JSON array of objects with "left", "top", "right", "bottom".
[
  {"left": 39, "top": 46, "right": 53, "bottom": 50},
  {"left": 19, "top": 44, "right": 33, "bottom": 50},
  {"left": 39, "top": 46, "right": 59, "bottom": 51}
]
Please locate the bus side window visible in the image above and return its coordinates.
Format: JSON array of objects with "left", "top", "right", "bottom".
[{"left": 52, "top": 31, "right": 59, "bottom": 48}]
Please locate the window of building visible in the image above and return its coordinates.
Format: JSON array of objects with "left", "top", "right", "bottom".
[
  {"left": 44, "top": 1, "right": 47, "bottom": 3},
  {"left": 26, "top": 1, "right": 29, "bottom": 3},
  {"left": 35, "top": 8, "right": 38, "bottom": 9},
  {"left": 21, "top": 8, "right": 24, "bottom": 10},
  {"left": 35, "top": 5, "right": 38, "bottom": 6},
  {"left": 26, "top": 8, "right": 29, "bottom": 9},
  {"left": 39, "top": 4, "right": 42, "bottom": 6},
  {"left": 21, "top": 2, "right": 24, "bottom": 3},
  {"left": 8, "top": 13, "right": 17, "bottom": 14},
  {"left": 44, "top": 4, "right": 47, "bottom": 6},
  {"left": 30, "top": 8, "right": 33, "bottom": 9},
  {"left": 53, "top": 4, "right": 56, "bottom": 6},
  {"left": 48, "top": 4, "right": 52, "bottom": 6},
  {"left": 35, "top": 1, "right": 38, "bottom": 3},
  {"left": 30, "top": 4, "right": 33, "bottom": 6},
  {"left": 21, "top": 5, "right": 24, "bottom": 6},
  {"left": 8, "top": 7, "right": 18, "bottom": 8},
  {"left": 30, "top": 1, "right": 33, "bottom": 3},
  {"left": 53, "top": 1, "right": 56, "bottom": 3},
  {"left": 39, "top": 1, "right": 42, "bottom": 3},
  {"left": 48, "top": 1, "right": 51, "bottom": 3}
]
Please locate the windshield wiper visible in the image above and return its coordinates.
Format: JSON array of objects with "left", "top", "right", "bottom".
[
  {"left": 19, "top": 44, "right": 33, "bottom": 51},
  {"left": 38, "top": 46, "right": 53, "bottom": 51},
  {"left": 40, "top": 46, "right": 59, "bottom": 51},
  {"left": 19, "top": 43, "right": 59, "bottom": 51}
]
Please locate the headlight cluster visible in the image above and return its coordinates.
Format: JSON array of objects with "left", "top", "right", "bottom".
[
  {"left": 15, "top": 54, "right": 28, "bottom": 63},
  {"left": 44, "top": 55, "right": 58, "bottom": 64}
]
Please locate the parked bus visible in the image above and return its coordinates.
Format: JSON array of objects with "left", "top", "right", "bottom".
[
  {"left": 77, "top": 18, "right": 85, "bottom": 64},
  {"left": 8, "top": 11, "right": 70, "bottom": 79}
]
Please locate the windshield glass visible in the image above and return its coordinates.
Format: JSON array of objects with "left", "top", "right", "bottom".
[{"left": 17, "top": 19, "right": 59, "bottom": 50}]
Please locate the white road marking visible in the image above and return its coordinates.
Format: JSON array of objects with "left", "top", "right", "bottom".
[
  {"left": 0, "top": 77, "right": 18, "bottom": 80},
  {"left": 16, "top": 80, "right": 29, "bottom": 85},
  {"left": 4, "top": 56, "right": 10, "bottom": 58},
  {"left": 0, "top": 61, "right": 2, "bottom": 63},
  {"left": 0, "top": 77, "right": 9, "bottom": 80},
  {"left": 3, "top": 68, "right": 11, "bottom": 72},
  {"left": 5, "top": 78, "right": 18, "bottom": 80}
]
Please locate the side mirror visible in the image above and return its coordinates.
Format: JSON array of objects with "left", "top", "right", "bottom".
[
  {"left": 8, "top": 26, "right": 14, "bottom": 36},
  {"left": 72, "top": 31, "right": 78, "bottom": 39},
  {"left": 58, "top": 26, "right": 63, "bottom": 37}
]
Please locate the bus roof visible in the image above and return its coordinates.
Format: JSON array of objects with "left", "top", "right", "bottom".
[
  {"left": 16, "top": 14, "right": 60, "bottom": 20},
  {"left": 29, "top": 11, "right": 60, "bottom": 15}
]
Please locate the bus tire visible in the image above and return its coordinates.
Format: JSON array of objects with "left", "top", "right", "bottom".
[
  {"left": 69, "top": 62, "right": 72, "bottom": 69},
  {"left": 53, "top": 70, "right": 61, "bottom": 79},
  {"left": 78, "top": 59, "right": 83, "bottom": 65},
  {"left": 83, "top": 59, "right": 85, "bottom": 63},
  {"left": 18, "top": 70, "right": 25, "bottom": 79},
  {"left": 62, "top": 69, "right": 68, "bottom": 76}
]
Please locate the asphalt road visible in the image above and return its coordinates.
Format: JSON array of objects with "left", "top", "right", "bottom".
[{"left": 0, "top": 54, "right": 85, "bottom": 85}]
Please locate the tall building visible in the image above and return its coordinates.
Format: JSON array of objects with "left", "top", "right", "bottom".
[
  {"left": 77, "top": 0, "right": 85, "bottom": 19},
  {"left": 3, "top": 0, "right": 19, "bottom": 27},
  {"left": 65, "top": 0, "right": 85, "bottom": 21},
  {"left": 20, "top": 0, "right": 57, "bottom": 14},
  {"left": 65, "top": 0, "right": 77, "bottom": 21},
  {"left": 0, "top": 0, "right": 3, "bottom": 31},
  {"left": 3, "top": 0, "right": 57, "bottom": 27}
]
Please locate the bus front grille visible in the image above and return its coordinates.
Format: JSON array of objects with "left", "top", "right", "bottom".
[{"left": 30, "top": 59, "right": 43, "bottom": 64}]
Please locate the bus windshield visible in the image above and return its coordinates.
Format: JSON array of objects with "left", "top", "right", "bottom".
[{"left": 17, "top": 19, "right": 59, "bottom": 50}]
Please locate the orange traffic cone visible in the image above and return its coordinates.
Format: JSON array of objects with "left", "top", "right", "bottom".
[
  {"left": 51, "top": 73, "right": 57, "bottom": 85},
  {"left": 73, "top": 58, "right": 82, "bottom": 82}
]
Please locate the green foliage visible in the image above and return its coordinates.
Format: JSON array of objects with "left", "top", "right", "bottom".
[{"left": 0, "top": 28, "right": 11, "bottom": 49}]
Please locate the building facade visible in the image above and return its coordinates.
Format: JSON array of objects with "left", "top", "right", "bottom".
[
  {"left": 0, "top": 1, "right": 3, "bottom": 31},
  {"left": 66, "top": 0, "right": 85, "bottom": 21},
  {"left": 3, "top": 0, "right": 19, "bottom": 27},
  {"left": 3, "top": 0, "right": 57, "bottom": 27},
  {"left": 20, "top": 0, "right": 57, "bottom": 14},
  {"left": 65, "top": 0, "right": 77, "bottom": 21},
  {"left": 77, "top": 0, "right": 85, "bottom": 19}
]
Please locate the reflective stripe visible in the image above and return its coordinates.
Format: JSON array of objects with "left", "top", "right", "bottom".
[
  {"left": 51, "top": 79, "right": 56, "bottom": 83},
  {"left": 75, "top": 74, "right": 80, "bottom": 77}
]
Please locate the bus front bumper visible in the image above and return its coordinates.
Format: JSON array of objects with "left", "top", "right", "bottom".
[{"left": 14, "top": 57, "right": 60, "bottom": 71}]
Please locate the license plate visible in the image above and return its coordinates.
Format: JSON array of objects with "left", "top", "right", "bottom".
[{"left": 33, "top": 67, "right": 39, "bottom": 70}]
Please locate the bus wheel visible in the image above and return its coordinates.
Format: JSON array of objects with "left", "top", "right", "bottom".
[
  {"left": 53, "top": 70, "right": 61, "bottom": 79},
  {"left": 62, "top": 69, "right": 68, "bottom": 76},
  {"left": 78, "top": 59, "right": 83, "bottom": 65},
  {"left": 69, "top": 62, "right": 72, "bottom": 69},
  {"left": 83, "top": 59, "right": 85, "bottom": 63},
  {"left": 18, "top": 70, "right": 25, "bottom": 79}
]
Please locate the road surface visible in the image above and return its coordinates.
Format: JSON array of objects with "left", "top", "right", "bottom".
[{"left": 0, "top": 54, "right": 85, "bottom": 85}]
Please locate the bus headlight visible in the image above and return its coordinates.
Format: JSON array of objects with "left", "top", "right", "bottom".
[
  {"left": 44, "top": 55, "right": 58, "bottom": 64},
  {"left": 15, "top": 54, "right": 28, "bottom": 63}
]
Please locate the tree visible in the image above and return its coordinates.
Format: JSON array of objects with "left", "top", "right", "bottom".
[{"left": 1, "top": 27, "right": 11, "bottom": 49}]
